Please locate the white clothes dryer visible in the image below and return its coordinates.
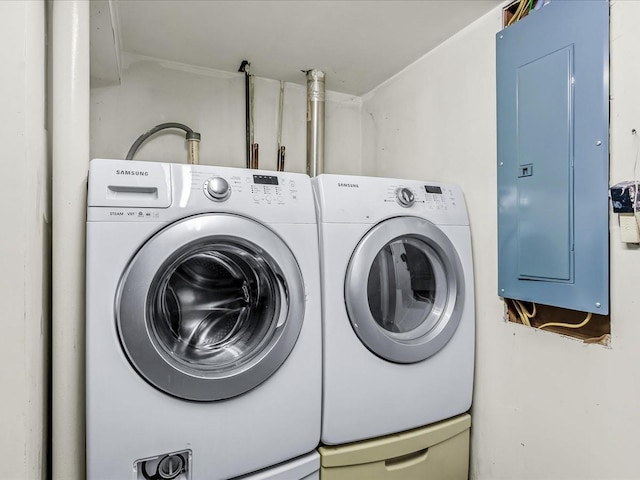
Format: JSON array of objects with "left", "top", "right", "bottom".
[
  {"left": 312, "top": 174, "right": 475, "bottom": 445},
  {"left": 86, "top": 159, "right": 321, "bottom": 480}
]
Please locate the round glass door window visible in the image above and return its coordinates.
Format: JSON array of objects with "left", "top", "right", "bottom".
[
  {"left": 345, "top": 216, "right": 465, "bottom": 363},
  {"left": 117, "top": 214, "right": 304, "bottom": 401}
]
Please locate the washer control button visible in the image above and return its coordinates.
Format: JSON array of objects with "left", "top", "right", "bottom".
[
  {"left": 395, "top": 187, "right": 415, "bottom": 207},
  {"left": 205, "top": 177, "right": 231, "bottom": 201}
]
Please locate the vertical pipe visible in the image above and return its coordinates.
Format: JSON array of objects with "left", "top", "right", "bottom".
[
  {"left": 277, "top": 81, "right": 285, "bottom": 149},
  {"left": 239, "top": 61, "right": 251, "bottom": 168},
  {"left": 187, "top": 134, "right": 200, "bottom": 165},
  {"left": 249, "top": 74, "right": 256, "bottom": 168},
  {"left": 51, "top": 1, "right": 89, "bottom": 479},
  {"left": 249, "top": 74, "right": 255, "bottom": 148},
  {"left": 276, "top": 81, "right": 286, "bottom": 172},
  {"left": 277, "top": 146, "right": 286, "bottom": 172},
  {"left": 251, "top": 143, "right": 259, "bottom": 170},
  {"left": 245, "top": 71, "right": 251, "bottom": 168},
  {"left": 306, "top": 69, "right": 325, "bottom": 177}
]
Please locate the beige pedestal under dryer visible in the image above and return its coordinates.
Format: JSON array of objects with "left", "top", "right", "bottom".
[{"left": 319, "top": 414, "right": 470, "bottom": 480}]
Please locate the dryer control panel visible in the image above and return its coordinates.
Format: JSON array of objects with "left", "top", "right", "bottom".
[
  {"left": 385, "top": 184, "right": 459, "bottom": 212},
  {"left": 313, "top": 174, "right": 469, "bottom": 226}
]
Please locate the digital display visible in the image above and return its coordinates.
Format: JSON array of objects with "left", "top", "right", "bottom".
[
  {"left": 253, "top": 174, "right": 279, "bottom": 185},
  {"left": 425, "top": 185, "right": 442, "bottom": 194}
]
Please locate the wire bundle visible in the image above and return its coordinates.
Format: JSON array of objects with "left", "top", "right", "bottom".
[
  {"left": 510, "top": 299, "right": 593, "bottom": 331},
  {"left": 512, "top": 300, "right": 536, "bottom": 327},
  {"left": 507, "top": 0, "right": 534, "bottom": 27}
]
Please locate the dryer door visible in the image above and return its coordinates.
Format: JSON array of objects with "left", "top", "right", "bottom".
[
  {"left": 116, "top": 214, "right": 305, "bottom": 401},
  {"left": 345, "top": 216, "right": 465, "bottom": 364}
]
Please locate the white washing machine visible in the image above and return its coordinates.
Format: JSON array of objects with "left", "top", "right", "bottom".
[
  {"left": 86, "top": 159, "right": 321, "bottom": 480},
  {"left": 312, "top": 174, "right": 475, "bottom": 445}
]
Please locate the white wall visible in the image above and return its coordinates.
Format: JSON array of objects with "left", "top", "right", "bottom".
[
  {"left": 362, "top": 2, "right": 640, "bottom": 479},
  {"left": 0, "top": 1, "right": 48, "bottom": 479},
  {"left": 91, "top": 54, "right": 362, "bottom": 175}
]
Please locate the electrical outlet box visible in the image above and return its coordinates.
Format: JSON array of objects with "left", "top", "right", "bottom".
[{"left": 496, "top": 0, "right": 609, "bottom": 314}]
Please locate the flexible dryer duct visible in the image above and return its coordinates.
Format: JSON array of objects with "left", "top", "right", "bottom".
[{"left": 306, "top": 69, "right": 325, "bottom": 177}]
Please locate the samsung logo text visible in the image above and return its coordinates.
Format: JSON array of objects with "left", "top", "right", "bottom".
[{"left": 116, "top": 170, "right": 149, "bottom": 176}]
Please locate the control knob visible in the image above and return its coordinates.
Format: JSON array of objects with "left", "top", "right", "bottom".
[
  {"left": 395, "top": 187, "right": 415, "bottom": 207},
  {"left": 205, "top": 177, "right": 231, "bottom": 201}
]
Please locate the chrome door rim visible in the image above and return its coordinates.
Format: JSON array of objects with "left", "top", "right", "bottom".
[
  {"left": 116, "top": 213, "right": 305, "bottom": 401},
  {"left": 345, "top": 216, "right": 465, "bottom": 364}
]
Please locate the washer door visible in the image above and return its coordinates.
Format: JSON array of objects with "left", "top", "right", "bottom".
[
  {"left": 345, "top": 216, "right": 465, "bottom": 364},
  {"left": 116, "top": 214, "right": 305, "bottom": 401}
]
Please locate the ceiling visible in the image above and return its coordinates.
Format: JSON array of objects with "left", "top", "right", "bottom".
[{"left": 92, "top": 0, "right": 502, "bottom": 95}]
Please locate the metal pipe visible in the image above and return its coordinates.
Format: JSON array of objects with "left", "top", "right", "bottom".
[
  {"left": 239, "top": 60, "right": 251, "bottom": 168},
  {"left": 277, "top": 146, "right": 286, "bottom": 172},
  {"left": 277, "top": 80, "right": 285, "bottom": 169},
  {"left": 249, "top": 74, "right": 256, "bottom": 167},
  {"left": 187, "top": 136, "right": 200, "bottom": 165},
  {"left": 277, "top": 81, "right": 285, "bottom": 146},
  {"left": 251, "top": 143, "right": 259, "bottom": 170},
  {"left": 306, "top": 69, "right": 325, "bottom": 177}
]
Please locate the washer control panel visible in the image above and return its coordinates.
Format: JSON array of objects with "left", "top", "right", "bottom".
[
  {"left": 193, "top": 171, "right": 299, "bottom": 206},
  {"left": 87, "top": 159, "right": 316, "bottom": 223},
  {"left": 247, "top": 174, "right": 298, "bottom": 205}
]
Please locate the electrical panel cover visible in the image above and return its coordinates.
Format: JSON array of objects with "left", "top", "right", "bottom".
[{"left": 496, "top": 0, "right": 609, "bottom": 314}]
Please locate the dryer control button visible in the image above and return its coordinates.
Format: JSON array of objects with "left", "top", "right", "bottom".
[
  {"left": 205, "top": 177, "right": 231, "bottom": 201},
  {"left": 395, "top": 187, "right": 415, "bottom": 207}
]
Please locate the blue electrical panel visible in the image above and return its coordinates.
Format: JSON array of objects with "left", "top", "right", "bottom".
[{"left": 496, "top": 0, "right": 609, "bottom": 314}]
